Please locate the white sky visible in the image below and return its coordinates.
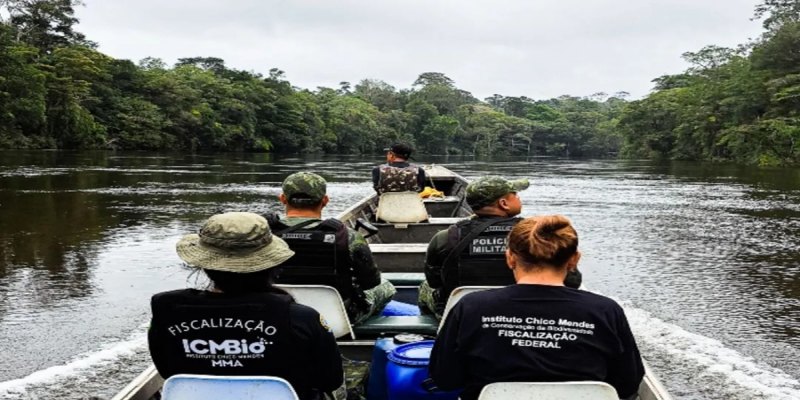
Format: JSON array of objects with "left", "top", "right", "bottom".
[{"left": 75, "top": 0, "right": 766, "bottom": 100}]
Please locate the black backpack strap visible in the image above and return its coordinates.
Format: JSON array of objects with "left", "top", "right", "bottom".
[
  {"left": 264, "top": 212, "right": 286, "bottom": 228},
  {"left": 264, "top": 212, "right": 320, "bottom": 235},
  {"left": 277, "top": 219, "right": 319, "bottom": 234},
  {"left": 317, "top": 218, "right": 345, "bottom": 231},
  {"left": 441, "top": 217, "right": 517, "bottom": 270}
]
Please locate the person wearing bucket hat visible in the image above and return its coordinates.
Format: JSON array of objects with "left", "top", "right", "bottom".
[
  {"left": 148, "top": 212, "right": 345, "bottom": 400},
  {"left": 429, "top": 216, "right": 644, "bottom": 400},
  {"left": 418, "top": 176, "right": 583, "bottom": 318},
  {"left": 264, "top": 172, "right": 396, "bottom": 324},
  {"left": 372, "top": 143, "right": 426, "bottom": 194}
]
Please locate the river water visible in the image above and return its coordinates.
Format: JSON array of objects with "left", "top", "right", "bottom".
[{"left": 0, "top": 151, "right": 798, "bottom": 400}]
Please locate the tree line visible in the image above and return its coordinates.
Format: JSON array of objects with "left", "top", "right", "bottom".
[
  {"left": 0, "top": 0, "right": 798, "bottom": 164},
  {"left": 618, "top": 0, "right": 800, "bottom": 166}
]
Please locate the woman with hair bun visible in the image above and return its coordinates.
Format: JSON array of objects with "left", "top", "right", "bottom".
[{"left": 429, "top": 215, "right": 644, "bottom": 400}]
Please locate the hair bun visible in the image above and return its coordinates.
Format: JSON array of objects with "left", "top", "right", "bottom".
[{"left": 508, "top": 215, "right": 578, "bottom": 268}]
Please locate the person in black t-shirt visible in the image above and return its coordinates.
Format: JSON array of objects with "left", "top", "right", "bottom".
[
  {"left": 429, "top": 215, "right": 644, "bottom": 400},
  {"left": 148, "top": 212, "right": 344, "bottom": 400}
]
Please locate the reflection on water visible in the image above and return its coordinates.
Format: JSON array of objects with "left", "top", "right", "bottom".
[{"left": 0, "top": 152, "right": 799, "bottom": 400}]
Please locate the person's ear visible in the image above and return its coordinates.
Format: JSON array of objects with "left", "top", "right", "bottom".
[
  {"left": 567, "top": 251, "right": 581, "bottom": 271},
  {"left": 279, "top": 193, "right": 288, "bottom": 205},
  {"left": 321, "top": 195, "right": 330, "bottom": 208},
  {"left": 506, "top": 249, "right": 516, "bottom": 270},
  {"left": 497, "top": 197, "right": 509, "bottom": 211}
]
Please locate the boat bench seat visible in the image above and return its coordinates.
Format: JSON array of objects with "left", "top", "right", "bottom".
[
  {"left": 370, "top": 244, "right": 427, "bottom": 273},
  {"left": 423, "top": 196, "right": 463, "bottom": 218},
  {"left": 383, "top": 272, "right": 425, "bottom": 286},
  {"left": 426, "top": 217, "right": 465, "bottom": 224},
  {"left": 369, "top": 243, "right": 429, "bottom": 253},
  {"left": 354, "top": 315, "right": 439, "bottom": 336},
  {"left": 423, "top": 195, "right": 461, "bottom": 203},
  {"left": 372, "top": 219, "right": 465, "bottom": 243}
]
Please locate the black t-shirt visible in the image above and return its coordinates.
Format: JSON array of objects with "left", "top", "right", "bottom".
[
  {"left": 429, "top": 285, "right": 644, "bottom": 400},
  {"left": 148, "top": 289, "right": 343, "bottom": 400}
]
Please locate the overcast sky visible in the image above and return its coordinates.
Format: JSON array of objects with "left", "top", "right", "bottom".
[{"left": 75, "top": 0, "right": 766, "bottom": 101}]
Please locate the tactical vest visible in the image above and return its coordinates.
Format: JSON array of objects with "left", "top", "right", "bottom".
[
  {"left": 149, "top": 289, "right": 294, "bottom": 380},
  {"left": 377, "top": 164, "right": 421, "bottom": 194},
  {"left": 265, "top": 215, "right": 362, "bottom": 310},
  {"left": 441, "top": 217, "right": 522, "bottom": 296}
]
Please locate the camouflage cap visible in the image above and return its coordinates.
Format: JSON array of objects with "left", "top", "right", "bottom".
[
  {"left": 466, "top": 176, "right": 530, "bottom": 210},
  {"left": 282, "top": 171, "right": 327, "bottom": 205}
]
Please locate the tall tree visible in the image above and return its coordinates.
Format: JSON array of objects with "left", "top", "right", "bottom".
[
  {"left": 754, "top": 0, "right": 800, "bottom": 33},
  {"left": 2, "top": 0, "right": 89, "bottom": 53}
]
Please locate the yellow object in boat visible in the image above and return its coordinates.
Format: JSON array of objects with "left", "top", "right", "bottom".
[{"left": 419, "top": 186, "right": 445, "bottom": 198}]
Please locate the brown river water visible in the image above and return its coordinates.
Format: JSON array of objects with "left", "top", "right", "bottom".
[{"left": 0, "top": 151, "right": 798, "bottom": 399}]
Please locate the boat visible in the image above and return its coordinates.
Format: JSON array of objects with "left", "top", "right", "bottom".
[
  {"left": 339, "top": 164, "right": 473, "bottom": 274},
  {"left": 111, "top": 164, "right": 673, "bottom": 400}
]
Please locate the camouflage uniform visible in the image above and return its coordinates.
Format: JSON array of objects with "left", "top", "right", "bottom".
[
  {"left": 280, "top": 172, "right": 396, "bottom": 324},
  {"left": 372, "top": 162, "right": 426, "bottom": 194},
  {"left": 419, "top": 176, "right": 582, "bottom": 317}
]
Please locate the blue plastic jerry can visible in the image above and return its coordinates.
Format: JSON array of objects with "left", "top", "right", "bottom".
[
  {"left": 366, "top": 334, "right": 425, "bottom": 400},
  {"left": 386, "top": 340, "right": 460, "bottom": 400}
]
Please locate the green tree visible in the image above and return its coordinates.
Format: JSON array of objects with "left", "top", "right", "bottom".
[
  {"left": 2, "top": 0, "right": 90, "bottom": 53},
  {"left": 0, "top": 23, "right": 47, "bottom": 147}
]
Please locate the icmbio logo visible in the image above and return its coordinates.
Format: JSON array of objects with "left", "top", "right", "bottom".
[{"left": 182, "top": 339, "right": 266, "bottom": 355}]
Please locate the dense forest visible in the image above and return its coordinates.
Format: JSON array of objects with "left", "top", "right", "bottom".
[{"left": 0, "top": 1, "right": 798, "bottom": 165}]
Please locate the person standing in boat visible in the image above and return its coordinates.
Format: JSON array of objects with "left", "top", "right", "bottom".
[
  {"left": 266, "top": 171, "right": 396, "bottom": 324},
  {"left": 372, "top": 143, "right": 426, "bottom": 193},
  {"left": 148, "top": 212, "right": 344, "bottom": 400},
  {"left": 418, "top": 176, "right": 582, "bottom": 318},
  {"left": 429, "top": 215, "right": 644, "bottom": 400}
]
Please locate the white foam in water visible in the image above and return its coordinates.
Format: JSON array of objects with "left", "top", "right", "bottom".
[
  {"left": 622, "top": 302, "right": 800, "bottom": 400},
  {"left": 0, "top": 333, "right": 147, "bottom": 398}
]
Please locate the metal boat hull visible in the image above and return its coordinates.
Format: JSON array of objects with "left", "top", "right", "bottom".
[{"left": 111, "top": 165, "right": 673, "bottom": 400}]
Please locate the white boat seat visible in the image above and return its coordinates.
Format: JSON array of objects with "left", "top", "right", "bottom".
[
  {"left": 439, "top": 286, "right": 499, "bottom": 330},
  {"left": 478, "top": 381, "right": 619, "bottom": 400},
  {"left": 376, "top": 192, "right": 429, "bottom": 223},
  {"left": 162, "top": 374, "right": 299, "bottom": 400},
  {"left": 276, "top": 284, "right": 355, "bottom": 339}
]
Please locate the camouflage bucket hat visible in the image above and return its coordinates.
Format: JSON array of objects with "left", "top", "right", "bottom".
[
  {"left": 176, "top": 212, "right": 295, "bottom": 273},
  {"left": 282, "top": 172, "right": 327, "bottom": 205},
  {"left": 466, "top": 176, "right": 530, "bottom": 210}
]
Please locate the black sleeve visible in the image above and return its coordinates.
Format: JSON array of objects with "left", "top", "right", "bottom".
[
  {"left": 429, "top": 301, "right": 467, "bottom": 390},
  {"left": 417, "top": 167, "right": 427, "bottom": 192},
  {"left": 605, "top": 308, "right": 645, "bottom": 398},
  {"left": 147, "top": 297, "right": 174, "bottom": 379},
  {"left": 147, "top": 320, "right": 169, "bottom": 378},
  {"left": 372, "top": 166, "right": 380, "bottom": 192},
  {"left": 292, "top": 305, "right": 344, "bottom": 392},
  {"left": 349, "top": 229, "right": 381, "bottom": 289},
  {"left": 424, "top": 229, "right": 450, "bottom": 288}
]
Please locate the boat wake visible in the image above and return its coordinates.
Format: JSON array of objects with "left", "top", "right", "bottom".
[
  {"left": 0, "top": 329, "right": 148, "bottom": 399},
  {"left": 622, "top": 301, "right": 800, "bottom": 400}
]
